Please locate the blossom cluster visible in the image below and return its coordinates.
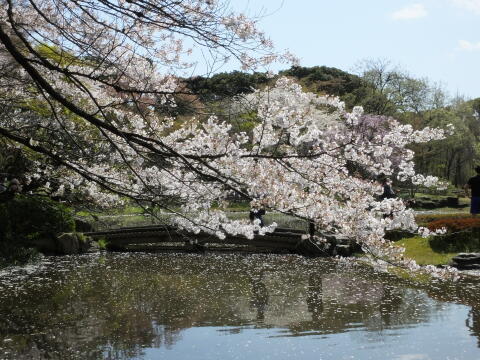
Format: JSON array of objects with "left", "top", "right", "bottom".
[{"left": 0, "top": 1, "right": 457, "bottom": 277}]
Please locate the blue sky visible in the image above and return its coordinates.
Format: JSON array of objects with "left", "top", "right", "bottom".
[{"left": 229, "top": 0, "right": 480, "bottom": 99}]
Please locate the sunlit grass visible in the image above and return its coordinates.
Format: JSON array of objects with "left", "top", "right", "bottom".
[
  {"left": 226, "top": 212, "right": 308, "bottom": 231},
  {"left": 396, "top": 236, "right": 457, "bottom": 266},
  {"left": 76, "top": 205, "right": 146, "bottom": 217}
]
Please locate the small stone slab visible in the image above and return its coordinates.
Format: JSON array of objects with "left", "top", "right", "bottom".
[
  {"left": 450, "top": 253, "right": 480, "bottom": 269},
  {"left": 450, "top": 262, "right": 480, "bottom": 270},
  {"left": 452, "top": 253, "right": 480, "bottom": 262},
  {"left": 334, "top": 244, "right": 352, "bottom": 257}
]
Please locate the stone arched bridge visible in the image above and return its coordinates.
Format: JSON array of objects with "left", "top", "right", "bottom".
[{"left": 85, "top": 225, "right": 355, "bottom": 257}]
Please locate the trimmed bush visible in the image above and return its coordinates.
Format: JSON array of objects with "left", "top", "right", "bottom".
[
  {"left": 415, "top": 213, "right": 470, "bottom": 226},
  {"left": 429, "top": 232, "right": 480, "bottom": 253},
  {"left": 427, "top": 217, "right": 480, "bottom": 232},
  {"left": 426, "top": 217, "right": 480, "bottom": 253}
]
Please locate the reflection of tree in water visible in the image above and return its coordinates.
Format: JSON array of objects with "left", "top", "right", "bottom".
[
  {"left": 306, "top": 272, "right": 323, "bottom": 322},
  {"left": 287, "top": 271, "right": 442, "bottom": 337},
  {"left": 0, "top": 272, "right": 184, "bottom": 360},
  {"left": 0, "top": 255, "right": 254, "bottom": 359},
  {"left": 378, "top": 284, "right": 403, "bottom": 327},
  {"left": 423, "top": 276, "right": 480, "bottom": 348},
  {"left": 467, "top": 306, "right": 480, "bottom": 347},
  {"left": 2, "top": 253, "right": 480, "bottom": 358},
  {"left": 248, "top": 271, "right": 269, "bottom": 322}
]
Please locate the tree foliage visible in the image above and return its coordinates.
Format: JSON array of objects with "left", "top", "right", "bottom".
[
  {"left": 186, "top": 71, "right": 271, "bottom": 103},
  {"left": 0, "top": 1, "right": 461, "bottom": 276}
]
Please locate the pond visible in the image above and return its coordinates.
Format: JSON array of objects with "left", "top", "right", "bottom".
[{"left": 0, "top": 253, "right": 479, "bottom": 360}]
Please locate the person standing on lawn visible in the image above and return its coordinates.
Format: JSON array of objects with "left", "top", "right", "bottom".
[
  {"left": 249, "top": 199, "right": 266, "bottom": 227},
  {"left": 464, "top": 166, "right": 480, "bottom": 216},
  {"left": 380, "top": 178, "right": 396, "bottom": 200}
]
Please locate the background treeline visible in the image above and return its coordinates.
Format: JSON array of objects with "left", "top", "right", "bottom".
[
  {"left": 181, "top": 61, "right": 480, "bottom": 188},
  {"left": 2, "top": 60, "right": 479, "bottom": 190}
]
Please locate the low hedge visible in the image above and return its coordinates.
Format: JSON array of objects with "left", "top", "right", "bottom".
[
  {"left": 425, "top": 217, "right": 480, "bottom": 253},
  {"left": 427, "top": 217, "right": 480, "bottom": 232},
  {"left": 415, "top": 213, "right": 470, "bottom": 227},
  {"left": 429, "top": 232, "right": 480, "bottom": 253}
]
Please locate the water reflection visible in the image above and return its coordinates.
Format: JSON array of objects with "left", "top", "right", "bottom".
[
  {"left": 467, "top": 306, "right": 480, "bottom": 347},
  {"left": 248, "top": 270, "right": 269, "bottom": 322},
  {"left": 378, "top": 284, "right": 403, "bottom": 327},
  {"left": 422, "top": 274, "right": 480, "bottom": 349},
  {"left": 0, "top": 253, "right": 479, "bottom": 360},
  {"left": 306, "top": 273, "right": 323, "bottom": 322}
]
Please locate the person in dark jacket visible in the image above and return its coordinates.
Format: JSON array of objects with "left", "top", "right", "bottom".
[
  {"left": 380, "top": 178, "right": 396, "bottom": 200},
  {"left": 378, "top": 178, "right": 396, "bottom": 219},
  {"left": 464, "top": 166, "right": 480, "bottom": 216},
  {"left": 249, "top": 200, "right": 266, "bottom": 227}
]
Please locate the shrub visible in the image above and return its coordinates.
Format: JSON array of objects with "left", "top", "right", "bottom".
[
  {"left": 2, "top": 196, "right": 75, "bottom": 241},
  {"left": 427, "top": 217, "right": 480, "bottom": 232},
  {"left": 426, "top": 217, "right": 480, "bottom": 253},
  {"left": 0, "top": 242, "right": 41, "bottom": 268},
  {"left": 97, "top": 237, "right": 108, "bottom": 250},
  {"left": 415, "top": 213, "right": 470, "bottom": 226},
  {"left": 429, "top": 233, "right": 480, "bottom": 253},
  {"left": 0, "top": 195, "right": 75, "bottom": 265}
]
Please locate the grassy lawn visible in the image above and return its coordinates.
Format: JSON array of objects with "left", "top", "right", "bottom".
[
  {"left": 76, "top": 201, "right": 251, "bottom": 218},
  {"left": 411, "top": 192, "right": 468, "bottom": 202},
  {"left": 396, "top": 236, "right": 457, "bottom": 266},
  {"left": 76, "top": 205, "right": 146, "bottom": 217},
  {"left": 223, "top": 211, "right": 307, "bottom": 230}
]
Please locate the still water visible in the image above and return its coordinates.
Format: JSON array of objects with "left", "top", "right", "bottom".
[{"left": 0, "top": 253, "right": 479, "bottom": 360}]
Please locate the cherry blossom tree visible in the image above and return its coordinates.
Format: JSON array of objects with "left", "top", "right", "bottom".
[
  {"left": 0, "top": 1, "right": 456, "bottom": 276},
  {"left": 0, "top": 0, "right": 290, "bottom": 201}
]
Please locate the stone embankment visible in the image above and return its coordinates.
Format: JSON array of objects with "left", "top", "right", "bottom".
[
  {"left": 450, "top": 253, "right": 480, "bottom": 270},
  {"left": 410, "top": 196, "right": 466, "bottom": 210}
]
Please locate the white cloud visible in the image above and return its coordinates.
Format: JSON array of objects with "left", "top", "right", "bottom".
[
  {"left": 391, "top": 3, "right": 428, "bottom": 20},
  {"left": 458, "top": 39, "right": 480, "bottom": 51},
  {"left": 451, "top": 0, "right": 480, "bottom": 14}
]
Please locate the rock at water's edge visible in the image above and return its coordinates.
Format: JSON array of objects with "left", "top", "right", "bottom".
[
  {"left": 56, "top": 233, "right": 91, "bottom": 255},
  {"left": 450, "top": 253, "right": 480, "bottom": 270}
]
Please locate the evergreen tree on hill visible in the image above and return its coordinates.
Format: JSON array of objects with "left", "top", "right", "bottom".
[
  {"left": 184, "top": 65, "right": 385, "bottom": 113},
  {"left": 280, "top": 65, "right": 363, "bottom": 96},
  {"left": 185, "top": 71, "right": 270, "bottom": 103}
]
